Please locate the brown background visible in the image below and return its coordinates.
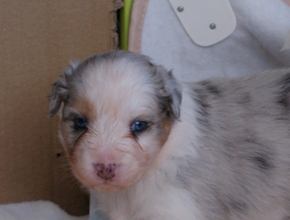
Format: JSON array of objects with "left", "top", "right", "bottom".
[{"left": 0, "top": 0, "right": 116, "bottom": 215}]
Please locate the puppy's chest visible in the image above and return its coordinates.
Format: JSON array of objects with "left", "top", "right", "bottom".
[{"left": 98, "top": 176, "right": 201, "bottom": 220}]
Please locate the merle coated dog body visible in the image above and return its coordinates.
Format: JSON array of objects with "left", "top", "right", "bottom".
[{"left": 50, "top": 51, "right": 290, "bottom": 220}]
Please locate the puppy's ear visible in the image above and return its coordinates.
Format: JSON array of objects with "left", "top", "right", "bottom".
[
  {"left": 155, "top": 65, "right": 182, "bottom": 120},
  {"left": 49, "top": 62, "right": 79, "bottom": 117}
]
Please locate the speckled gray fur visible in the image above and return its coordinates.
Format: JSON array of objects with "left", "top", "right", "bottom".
[{"left": 176, "top": 69, "right": 290, "bottom": 219}]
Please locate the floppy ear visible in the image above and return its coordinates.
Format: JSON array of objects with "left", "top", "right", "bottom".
[
  {"left": 154, "top": 65, "right": 182, "bottom": 120},
  {"left": 48, "top": 62, "right": 79, "bottom": 117}
]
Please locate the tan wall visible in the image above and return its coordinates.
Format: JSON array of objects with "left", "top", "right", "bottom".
[{"left": 0, "top": 0, "right": 116, "bottom": 215}]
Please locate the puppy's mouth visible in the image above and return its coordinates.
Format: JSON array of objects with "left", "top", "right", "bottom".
[
  {"left": 72, "top": 162, "right": 141, "bottom": 193},
  {"left": 74, "top": 172, "right": 123, "bottom": 193},
  {"left": 88, "top": 175, "right": 133, "bottom": 193}
]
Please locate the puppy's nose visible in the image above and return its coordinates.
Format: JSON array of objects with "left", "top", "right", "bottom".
[{"left": 93, "top": 163, "right": 116, "bottom": 181}]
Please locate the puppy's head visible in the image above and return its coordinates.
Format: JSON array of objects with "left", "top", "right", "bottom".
[{"left": 49, "top": 51, "right": 182, "bottom": 192}]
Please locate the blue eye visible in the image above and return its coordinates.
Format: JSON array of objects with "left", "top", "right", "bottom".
[
  {"left": 131, "top": 121, "right": 148, "bottom": 132},
  {"left": 73, "top": 117, "right": 87, "bottom": 130}
]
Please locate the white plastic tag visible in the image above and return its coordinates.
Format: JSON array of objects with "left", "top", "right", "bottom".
[
  {"left": 281, "top": 30, "right": 290, "bottom": 51},
  {"left": 168, "top": 0, "right": 237, "bottom": 47}
]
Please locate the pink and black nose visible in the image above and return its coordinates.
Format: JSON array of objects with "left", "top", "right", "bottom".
[{"left": 93, "top": 163, "right": 116, "bottom": 181}]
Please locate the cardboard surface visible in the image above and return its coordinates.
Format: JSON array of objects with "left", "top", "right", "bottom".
[{"left": 0, "top": 0, "right": 116, "bottom": 215}]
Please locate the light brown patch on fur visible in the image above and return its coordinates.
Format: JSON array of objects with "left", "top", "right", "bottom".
[
  {"left": 160, "top": 118, "right": 174, "bottom": 146},
  {"left": 73, "top": 97, "right": 96, "bottom": 121}
]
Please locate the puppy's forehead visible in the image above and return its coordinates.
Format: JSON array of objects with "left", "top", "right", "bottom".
[
  {"left": 71, "top": 53, "right": 158, "bottom": 118},
  {"left": 82, "top": 55, "right": 152, "bottom": 88}
]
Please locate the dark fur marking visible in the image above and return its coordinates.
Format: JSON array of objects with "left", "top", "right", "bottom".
[
  {"left": 158, "top": 95, "right": 173, "bottom": 118},
  {"left": 229, "top": 200, "right": 248, "bottom": 213},
  {"left": 275, "top": 116, "right": 289, "bottom": 121},
  {"left": 244, "top": 138, "right": 273, "bottom": 170},
  {"left": 278, "top": 94, "right": 290, "bottom": 108},
  {"left": 192, "top": 80, "right": 223, "bottom": 126},
  {"left": 199, "top": 80, "right": 221, "bottom": 96},
  {"left": 243, "top": 136, "right": 259, "bottom": 144},
  {"left": 252, "top": 154, "right": 272, "bottom": 170},
  {"left": 192, "top": 88, "right": 211, "bottom": 125},
  {"left": 254, "top": 156, "right": 270, "bottom": 169},
  {"left": 277, "top": 73, "right": 290, "bottom": 108}
]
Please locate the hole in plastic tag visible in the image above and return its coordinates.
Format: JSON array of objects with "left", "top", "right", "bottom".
[{"left": 168, "top": 0, "right": 237, "bottom": 47}]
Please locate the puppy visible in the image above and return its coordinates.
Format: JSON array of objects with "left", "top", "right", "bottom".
[{"left": 49, "top": 51, "right": 290, "bottom": 220}]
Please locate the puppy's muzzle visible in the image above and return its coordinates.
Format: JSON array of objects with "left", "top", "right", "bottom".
[{"left": 94, "top": 163, "right": 116, "bottom": 181}]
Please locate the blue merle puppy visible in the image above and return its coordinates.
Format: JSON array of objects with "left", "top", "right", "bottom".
[{"left": 49, "top": 51, "right": 290, "bottom": 220}]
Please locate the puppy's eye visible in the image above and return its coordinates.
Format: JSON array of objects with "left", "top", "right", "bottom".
[
  {"left": 73, "top": 117, "right": 87, "bottom": 130},
  {"left": 131, "top": 121, "right": 148, "bottom": 133}
]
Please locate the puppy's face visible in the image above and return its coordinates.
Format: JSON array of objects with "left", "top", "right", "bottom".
[{"left": 49, "top": 51, "right": 181, "bottom": 192}]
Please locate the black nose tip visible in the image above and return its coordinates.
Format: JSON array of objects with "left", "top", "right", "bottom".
[{"left": 93, "top": 163, "right": 116, "bottom": 181}]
